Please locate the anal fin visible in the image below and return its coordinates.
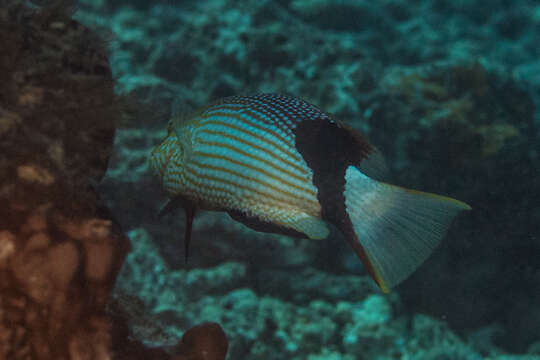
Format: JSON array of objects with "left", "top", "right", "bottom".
[
  {"left": 228, "top": 209, "right": 329, "bottom": 240},
  {"left": 291, "top": 215, "right": 329, "bottom": 240}
]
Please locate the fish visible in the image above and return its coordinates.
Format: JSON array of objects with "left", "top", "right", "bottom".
[{"left": 149, "top": 93, "right": 471, "bottom": 293}]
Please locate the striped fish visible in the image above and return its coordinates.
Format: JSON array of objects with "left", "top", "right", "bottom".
[{"left": 149, "top": 93, "right": 470, "bottom": 293}]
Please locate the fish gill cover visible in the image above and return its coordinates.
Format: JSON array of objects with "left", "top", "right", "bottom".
[{"left": 68, "top": 0, "right": 540, "bottom": 359}]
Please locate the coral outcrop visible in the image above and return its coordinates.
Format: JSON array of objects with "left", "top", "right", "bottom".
[{"left": 0, "top": 2, "right": 228, "bottom": 359}]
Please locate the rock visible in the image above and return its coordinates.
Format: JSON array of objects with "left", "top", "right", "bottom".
[
  {"left": 173, "top": 322, "right": 228, "bottom": 360},
  {"left": 0, "top": 231, "right": 16, "bottom": 268},
  {"left": 0, "top": 1, "right": 209, "bottom": 359},
  {"left": 257, "top": 267, "right": 375, "bottom": 303}
]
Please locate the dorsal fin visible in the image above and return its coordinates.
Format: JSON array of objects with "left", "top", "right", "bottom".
[{"left": 339, "top": 122, "right": 389, "bottom": 181}]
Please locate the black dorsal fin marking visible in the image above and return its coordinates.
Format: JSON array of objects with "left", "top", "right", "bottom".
[
  {"left": 227, "top": 209, "right": 308, "bottom": 239},
  {"left": 339, "top": 122, "right": 389, "bottom": 181},
  {"left": 294, "top": 117, "right": 383, "bottom": 284},
  {"left": 356, "top": 147, "right": 388, "bottom": 182},
  {"left": 294, "top": 117, "right": 373, "bottom": 225}
]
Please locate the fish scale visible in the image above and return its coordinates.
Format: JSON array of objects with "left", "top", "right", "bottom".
[
  {"left": 189, "top": 118, "right": 321, "bottom": 213},
  {"left": 195, "top": 120, "right": 313, "bottom": 191}
]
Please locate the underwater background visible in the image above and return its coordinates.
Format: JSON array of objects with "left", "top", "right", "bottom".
[{"left": 72, "top": 0, "right": 540, "bottom": 358}]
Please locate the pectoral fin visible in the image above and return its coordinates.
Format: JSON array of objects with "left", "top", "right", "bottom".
[
  {"left": 183, "top": 205, "right": 196, "bottom": 263},
  {"left": 158, "top": 196, "right": 185, "bottom": 218},
  {"left": 158, "top": 196, "right": 197, "bottom": 263}
]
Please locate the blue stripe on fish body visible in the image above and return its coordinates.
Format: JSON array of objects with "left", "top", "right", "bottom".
[
  {"left": 190, "top": 113, "right": 321, "bottom": 213},
  {"left": 196, "top": 115, "right": 309, "bottom": 180}
]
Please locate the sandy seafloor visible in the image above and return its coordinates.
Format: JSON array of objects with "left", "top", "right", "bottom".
[{"left": 74, "top": 0, "right": 540, "bottom": 358}]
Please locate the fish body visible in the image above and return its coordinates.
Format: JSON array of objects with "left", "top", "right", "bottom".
[{"left": 150, "top": 93, "right": 470, "bottom": 292}]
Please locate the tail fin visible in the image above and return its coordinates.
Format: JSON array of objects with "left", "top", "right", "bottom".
[{"left": 343, "top": 166, "right": 471, "bottom": 293}]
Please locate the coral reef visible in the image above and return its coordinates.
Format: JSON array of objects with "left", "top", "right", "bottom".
[
  {"left": 116, "top": 228, "right": 540, "bottom": 359},
  {"left": 67, "top": 0, "right": 540, "bottom": 358}
]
